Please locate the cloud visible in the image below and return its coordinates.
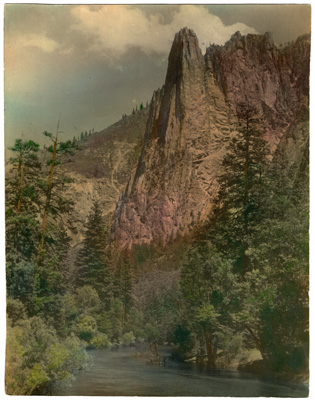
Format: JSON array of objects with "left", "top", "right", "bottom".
[
  {"left": 70, "top": 4, "right": 257, "bottom": 58},
  {"left": 18, "top": 33, "right": 60, "bottom": 53}
]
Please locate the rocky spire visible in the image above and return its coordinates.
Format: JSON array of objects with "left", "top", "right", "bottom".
[{"left": 112, "top": 29, "right": 310, "bottom": 250}]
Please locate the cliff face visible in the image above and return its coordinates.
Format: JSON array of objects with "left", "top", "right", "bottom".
[
  {"left": 61, "top": 108, "right": 149, "bottom": 244},
  {"left": 112, "top": 28, "right": 310, "bottom": 249},
  {"left": 207, "top": 32, "right": 310, "bottom": 149}
]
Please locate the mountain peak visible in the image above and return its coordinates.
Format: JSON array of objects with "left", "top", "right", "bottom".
[
  {"left": 169, "top": 27, "right": 203, "bottom": 66},
  {"left": 111, "top": 29, "right": 310, "bottom": 249}
]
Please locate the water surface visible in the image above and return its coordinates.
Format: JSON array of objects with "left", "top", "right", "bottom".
[{"left": 51, "top": 346, "right": 308, "bottom": 397}]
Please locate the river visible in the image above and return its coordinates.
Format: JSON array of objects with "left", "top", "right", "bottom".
[{"left": 49, "top": 346, "right": 308, "bottom": 397}]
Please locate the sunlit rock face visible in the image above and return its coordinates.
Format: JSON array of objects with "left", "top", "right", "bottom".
[{"left": 112, "top": 28, "right": 310, "bottom": 249}]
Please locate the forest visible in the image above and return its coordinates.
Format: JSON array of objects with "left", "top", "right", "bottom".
[{"left": 5, "top": 102, "right": 309, "bottom": 395}]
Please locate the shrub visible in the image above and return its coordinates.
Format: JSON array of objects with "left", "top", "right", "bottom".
[
  {"left": 119, "top": 331, "right": 136, "bottom": 346},
  {"left": 90, "top": 333, "right": 111, "bottom": 349},
  {"left": 5, "top": 316, "right": 89, "bottom": 395},
  {"left": 76, "top": 315, "right": 97, "bottom": 342}
]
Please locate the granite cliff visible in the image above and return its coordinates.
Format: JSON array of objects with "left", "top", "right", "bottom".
[{"left": 111, "top": 28, "right": 310, "bottom": 249}]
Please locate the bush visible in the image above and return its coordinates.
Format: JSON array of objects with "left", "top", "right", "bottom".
[
  {"left": 119, "top": 331, "right": 136, "bottom": 346},
  {"left": 90, "top": 333, "right": 111, "bottom": 349},
  {"left": 143, "top": 323, "right": 160, "bottom": 342},
  {"left": 76, "top": 315, "right": 97, "bottom": 342},
  {"left": 6, "top": 298, "right": 26, "bottom": 326},
  {"left": 75, "top": 286, "right": 102, "bottom": 314},
  {"left": 5, "top": 316, "right": 89, "bottom": 395}
]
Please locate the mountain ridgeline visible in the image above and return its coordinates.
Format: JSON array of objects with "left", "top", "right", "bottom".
[{"left": 111, "top": 28, "right": 309, "bottom": 249}]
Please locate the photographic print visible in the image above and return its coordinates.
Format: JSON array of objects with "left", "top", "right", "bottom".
[{"left": 4, "top": 3, "right": 310, "bottom": 396}]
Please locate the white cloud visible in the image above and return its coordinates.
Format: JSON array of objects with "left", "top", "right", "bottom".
[
  {"left": 18, "top": 33, "right": 60, "bottom": 53},
  {"left": 70, "top": 5, "right": 257, "bottom": 58}
]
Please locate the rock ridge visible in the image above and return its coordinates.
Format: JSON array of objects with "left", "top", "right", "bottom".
[{"left": 112, "top": 29, "right": 310, "bottom": 249}]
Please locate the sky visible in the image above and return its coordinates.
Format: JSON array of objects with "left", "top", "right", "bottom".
[{"left": 4, "top": 3, "right": 311, "bottom": 150}]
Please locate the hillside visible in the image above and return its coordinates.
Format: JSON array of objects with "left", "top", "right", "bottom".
[{"left": 59, "top": 107, "right": 149, "bottom": 243}]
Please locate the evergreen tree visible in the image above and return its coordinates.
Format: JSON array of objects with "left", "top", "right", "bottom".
[
  {"left": 75, "top": 201, "right": 113, "bottom": 308},
  {"left": 34, "top": 127, "right": 78, "bottom": 317},
  {"left": 237, "top": 155, "right": 309, "bottom": 372},
  {"left": 208, "top": 102, "right": 270, "bottom": 276},
  {"left": 6, "top": 139, "right": 41, "bottom": 213},
  {"left": 178, "top": 102, "right": 308, "bottom": 372},
  {"left": 37, "top": 129, "right": 78, "bottom": 268},
  {"left": 6, "top": 139, "right": 42, "bottom": 307}
]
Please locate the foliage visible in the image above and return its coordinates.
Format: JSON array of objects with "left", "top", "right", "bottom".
[
  {"left": 119, "top": 331, "right": 136, "bottom": 346},
  {"left": 5, "top": 316, "right": 88, "bottom": 395},
  {"left": 76, "top": 315, "right": 98, "bottom": 342},
  {"left": 75, "top": 201, "right": 114, "bottom": 307},
  {"left": 207, "top": 103, "right": 271, "bottom": 275},
  {"left": 175, "top": 103, "right": 308, "bottom": 372},
  {"left": 178, "top": 244, "right": 240, "bottom": 364},
  {"left": 90, "top": 333, "right": 111, "bottom": 349}
]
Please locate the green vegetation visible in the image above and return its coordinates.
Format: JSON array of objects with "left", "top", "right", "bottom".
[
  {"left": 5, "top": 104, "right": 308, "bottom": 393},
  {"left": 5, "top": 134, "right": 139, "bottom": 393},
  {"left": 174, "top": 104, "right": 309, "bottom": 374}
]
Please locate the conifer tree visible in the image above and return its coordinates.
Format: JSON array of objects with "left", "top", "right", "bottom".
[
  {"left": 6, "top": 139, "right": 41, "bottom": 213},
  {"left": 75, "top": 201, "right": 113, "bottom": 308},
  {"left": 34, "top": 125, "right": 78, "bottom": 316},
  {"left": 37, "top": 127, "right": 78, "bottom": 268},
  {"left": 6, "top": 139, "right": 42, "bottom": 306},
  {"left": 209, "top": 102, "right": 270, "bottom": 276}
]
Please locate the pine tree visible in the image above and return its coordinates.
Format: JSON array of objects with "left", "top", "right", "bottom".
[
  {"left": 75, "top": 201, "right": 113, "bottom": 308},
  {"left": 208, "top": 102, "right": 270, "bottom": 276},
  {"left": 6, "top": 139, "right": 41, "bottom": 213},
  {"left": 241, "top": 152, "right": 309, "bottom": 371},
  {"left": 37, "top": 129, "right": 78, "bottom": 268},
  {"left": 33, "top": 126, "right": 78, "bottom": 317},
  {"left": 6, "top": 139, "right": 42, "bottom": 307}
]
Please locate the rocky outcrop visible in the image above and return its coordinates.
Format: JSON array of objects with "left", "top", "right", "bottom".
[
  {"left": 61, "top": 108, "right": 149, "bottom": 244},
  {"left": 112, "top": 28, "right": 310, "bottom": 249},
  {"left": 207, "top": 32, "right": 310, "bottom": 150}
]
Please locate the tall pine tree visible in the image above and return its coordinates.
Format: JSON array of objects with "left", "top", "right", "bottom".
[
  {"left": 75, "top": 201, "right": 113, "bottom": 308},
  {"left": 208, "top": 102, "right": 270, "bottom": 276}
]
